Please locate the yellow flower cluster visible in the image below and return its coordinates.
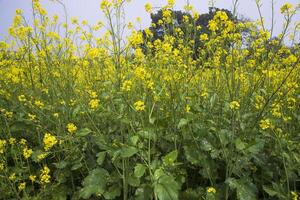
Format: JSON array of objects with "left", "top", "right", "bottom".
[
  {"left": 207, "top": 187, "right": 216, "bottom": 193},
  {"left": 43, "top": 133, "right": 57, "bottom": 151},
  {"left": 67, "top": 123, "right": 77, "bottom": 134},
  {"left": 229, "top": 101, "right": 240, "bottom": 110},
  {"left": 134, "top": 101, "right": 145, "bottom": 111},
  {"left": 23, "top": 147, "right": 33, "bottom": 159},
  {"left": 40, "top": 166, "right": 51, "bottom": 184},
  {"left": 259, "top": 119, "right": 271, "bottom": 130},
  {"left": 0, "top": 139, "right": 6, "bottom": 154}
]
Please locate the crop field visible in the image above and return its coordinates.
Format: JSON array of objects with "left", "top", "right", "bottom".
[{"left": 0, "top": 0, "right": 299, "bottom": 199}]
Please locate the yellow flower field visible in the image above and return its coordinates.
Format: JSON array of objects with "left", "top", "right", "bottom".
[{"left": 0, "top": 0, "right": 299, "bottom": 199}]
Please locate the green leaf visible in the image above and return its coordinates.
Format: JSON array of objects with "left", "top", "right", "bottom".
[
  {"left": 262, "top": 185, "right": 278, "bottom": 197},
  {"left": 54, "top": 161, "right": 68, "bottom": 169},
  {"left": 96, "top": 152, "right": 106, "bottom": 165},
  {"left": 71, "top": 162, "right": 83, "bottom": 170},
  {"left": 121, "top": 146, "right": 138, "bottom": 158},
  {"left": 178, "top": 118, "right": 189, "bottom": 129},
  {"left": 245, "top": 139, "right": 264, "bottom": 154},
  {"left": 76, "top": 128, "right": 92, "bottom": 137},
  {"left": 134, "top": 164, "right": 146, "bottom": 178},
  {"left": 128, "top": 175, "right": 140, "bottom": 187},
  {"left": 226, "top": 177, "right": 257, "bottom": 200},
  {"left": 103, "top": 185, "right": 121, "bottom": 199},
  {"left": 235, "top": 138, "right": 246, "bottom": 150},
  {"left": 154, "top": 170, "right": 180, "bottom": 200},
  {"left": 79, "top": 168, "right": 109, "bottom": 199},
  {"left": 163, "top": 150, "right": 178, "bottom": 165}
]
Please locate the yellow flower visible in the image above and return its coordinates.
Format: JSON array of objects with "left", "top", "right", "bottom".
[
  {"left": 167, "top": 0, "right": 175, "bottom": 7},
  {"left": 18, "top": 182, "right": 26, "bottom": 191},
  {"left": 185, "top": 105, "right": 191, "bottom": 113},
  {"left": 259, "top": 119, "right": 271, "bottom": 130},
  {"left": 291, "top": 191, "right": 298, "bottom": 200},
  {"left": 18, "top": 94, "right": 26, "bottom": 102},
  {"left": 4, "top": 111, "right": 13, "bottom": 118},
  {"left": 9, "top": 173, "right": 16, "bottom": 181},
  {"left": 0, "top": 139, "right": 7, "bottom": 154},
  {"left": 53, "top": 113, "right": 59, "bottom": 118},
  {"left": 229, "top": 101, "right": 240, "bottom": 110},
  {"left": 89, "top": 91, "right": 98, "bottom": 98},
  {"left": 19, "top": 138, "right": 27, "bottom": 145},
  {"left": 67, "top": 123, "right": 77, "bottom": 134},
  {"left": 280, "top": 3, "right": 293, "bottom": 14},
  {"left": 34, "top": 100, "right": 44, "bottom": 108},
  {"left": 28, "top": 113, "right": 37, "bottom": 121},
  {"left": 89, "top": 99, "right": 100, "bottom": 109},
  {"left": 287, "top": 97, "right": 296, "bottom": 109},
  {"left": 145, "top": 3, "right": 152, "bottom": 13},
  {"left": 121, "top": 80, "right": 133, "bottom": 91},
  {"left": 100, "top": 0, "right": 112, "bottom": 10},
  {"left": 9, "top": 137, "right": 16, "bottom": 145},
  {"left": 43, "top": 133, "right": 57, "bottom": 151},
  {"left": 29, "top": 175, "right": 36, "bottom": 183},
  {"left": 128, "top": 31, "right": 143, "bottom": 46},
  {"left": 200, "top": 33, "right": 209, "bottom": 41},
  {"left": 0, "top": 162, "right": 4, "bottom": 171},
  {"left": 134, "top": 101, "right": 145, "bottom": 111},
  {"left": 37, "top": 153, "right": 48, "bottom": 161},
  {"left": 40, "top": 166, "right": 51, "bottom": 184},
  {"left": 23, "top": 147, "right": 33, "bottom": 159},
  {"left": 207, "top": 187, "right": 216, "bottom": 194}
]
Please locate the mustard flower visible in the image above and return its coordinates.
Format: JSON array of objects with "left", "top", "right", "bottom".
[
  {"left": 121, "top": 80, "right": 133, "bottom": 91},
  {"left": 145, "top": 3, "right": 152, "bottom": 13},
  {"left": 0, "top": 139, "right": 7, "bottom": 154},
  {"left": 18, "top": 94, "right": 26, "bottom": 102},
  {"left": 207, "top": 187, "right": 216, "bottom": 193},
  {"left": 40, "top": 166, "right": 51, "bottom": 184},
  {"left": 229, "top": 101, "right": 240, "bottom": 110},
  {"left": 280, "top": 3, "right": 293, "bottom": 14},
  {"left": 134, "top": 101, "right": 145, "bottom": 111},
  {"left": 89, "top": 99, "right": 100, "bottom": 109},
  {"left": 29, "top": 175, "right": 36, "bottom": 183},
  {"left": 67, "top": 123, "right": 77, "bottom": 134},
  {"left": 259, "top": 119, "right": 271, "bottom": 130},
  {"left": 43, "top": 133, "right": 57, "bottom": 151},
  {"left": 9, "top": 173, "right": 16, "bottom": 181},
  {"left": 23, "top": 147, "right": 33, "bottom": 159},
  {"left": 18, "top": 182, "right": 26, "bottom": 191}
]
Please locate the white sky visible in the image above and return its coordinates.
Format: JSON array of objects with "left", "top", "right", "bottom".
[{"left": 0, "top": 0, "right": 299, "bottom": 41}]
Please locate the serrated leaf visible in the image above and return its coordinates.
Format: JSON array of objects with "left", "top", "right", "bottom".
[
  {"left": 121, "top": 146, "right": 138, "bottom": 158},
  {"left": 235, "top": 138, "right": 246, "bottom": 150},
  {"left": 79, "top": 168, "right": 109, "bottom": 199},
  {"left": 134, "top": 164, "right": 146, "bottom": 178},
  {"left": 76, "top": 128, "right": 92, "bottom": 137},
  {"left": 163, "top": 150, "right": 178, "bottom": 165},
  {"left": 154, "top": 170, "right": 180, "bottom": 200},
  {"left": 226, "top": 177, "right": 257, "bottom": 200}
]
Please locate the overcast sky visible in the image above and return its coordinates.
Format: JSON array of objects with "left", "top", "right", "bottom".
[{"left": 0, "top": 0, "right": 299, "bottom": 41}]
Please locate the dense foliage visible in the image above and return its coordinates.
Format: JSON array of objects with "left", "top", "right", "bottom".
[{"left": 0, "top": 0, "right": 299, "bottom": 199}]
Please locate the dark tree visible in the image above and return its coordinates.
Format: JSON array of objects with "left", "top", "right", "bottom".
[{"left": 141, "top": 7, "right": 240, "bottom": 59}]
